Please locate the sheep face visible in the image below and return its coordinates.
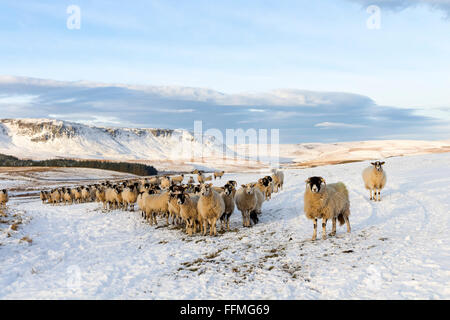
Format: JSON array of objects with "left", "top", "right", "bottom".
[
  {"left": 241, "top": 184, "right": 255, "bottom": 195},
  {"left": 223, "top": 183, "right": 235, "bottom": 196},
  {"left": 200, "top": 184, "right": 213, "bottom": 196},
  {"left": 176, "top": 193, "right": 188, "bottom": 205},
  {"left": 371, "top": 161, "right": 385, "bottom": 172},
  {"left": 306, "top": 176, "right": 326, "bottom": 193}
]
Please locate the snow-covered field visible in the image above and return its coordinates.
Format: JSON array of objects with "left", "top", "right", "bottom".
[{"left": 0, "top": 153, "right": 449, "bottom": 299}]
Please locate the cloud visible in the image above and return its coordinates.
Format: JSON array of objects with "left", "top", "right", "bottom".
[
  {"left": 315, "top": 122, "right": 367, "bottom": 129},
  {"left": 349, "top": 0, "right": 450, "bottom": 18},
  {"left": 0, "top": 75, "right": 446, "bottom": 143}
]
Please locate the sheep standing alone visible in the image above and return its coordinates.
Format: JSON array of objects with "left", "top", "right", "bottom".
[
  {"left": 0, "top": 189, "right": 9, "bottom": 208},
  {"left": 171, "top": 174, "right": 184, "bottom": 185},
  {"left": 362, "top": 161, "right": 387, "bottom": 201},
  {"left": 304, "top": 176, "right": 351, "bottom": 240},
  {"left": 214, "top": 171, "right": 225, "bottom": 180},
  {"left": 197, "top": 173, "right": 205, "bottom": 184},
  {"left": 197, "top": 184, "right": 225, "bottom": 236}
]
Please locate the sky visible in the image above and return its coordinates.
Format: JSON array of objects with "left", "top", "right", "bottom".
[{"left": 0, "top": 0, "right": 449, "bottom": 143}]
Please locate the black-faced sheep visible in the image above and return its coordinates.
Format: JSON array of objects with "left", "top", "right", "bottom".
[
  {"left": 219, "top": 182, "right": 236, "bottom": 231},
  {"left": 362, "top": 161, "right": 387, "bottom": 201},
  {"left": 177, "top": 193, "right": 201, "bottom": 235},
  {"left": 304, "top": 176, "right": 351, "bottom": 240}
]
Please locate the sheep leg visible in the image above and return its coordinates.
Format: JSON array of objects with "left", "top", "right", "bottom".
[
  {"left": 329, "top": 217, "right": 336, "bottom": 236},
  {"left": 377, "top": 189, "right": 381, "bottom": 201},
  {"left": 312, "top": 219, "right": 317, "bottom": 241},
  {"left": 369, "top": 189, "right": 373, "bottom": 200},
  {"left": 322, "top": 219, "right": 328, "bottom": 240},
  {"left": 344, "top": 214, "right": 351, "bottom": 233}
]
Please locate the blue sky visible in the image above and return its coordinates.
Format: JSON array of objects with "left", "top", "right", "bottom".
[{"left": 0, "top": 0, "right": 449, "bottom": 143}]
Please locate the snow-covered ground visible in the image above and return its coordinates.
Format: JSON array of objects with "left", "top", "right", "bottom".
[{"left": 0, "top": 153, "right": 449, "bottom": 299}]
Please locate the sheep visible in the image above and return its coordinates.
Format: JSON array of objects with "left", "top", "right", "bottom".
[
  {"left": 251, "top": 184, "right": 264, "bottom": 217},
  {"left": 197, "top": 183, "right": 225, "bottom": 236},
  {"left": 256, "top": 177, "right": 272, "bottom": 201},
  {"left": 81, "top": 187, "right": 91, "bottom": 203},
  {"left": 122, "top": 185, "right": 138, "bottom": 211},
  {"left": 214, "top": 171, "right": 225, "bottom": 180},
  {"left": 143, "top": 191, "right": 170, "bottom": 225},
  {"left": 63, "top": 188, "right": 73, "bottom": 205},
  {"left": 197, "top": 173, "right": 205, "bottom": 184},
  {"left": 160, "top": 176, "right": 171, "bottom": 189},
  {"left": 171, "top": 174, "right": 184, "bottom": 185},
  {"left": 362, "top": 161, "right": 387, "bottom": 201},
  {"left": 96, "top": 187, "right": 107, "bottom": 210},
  {"left": 168, "top": 192, "right": 182, "bottom": 225},
  {"left": 235, "top": 183, "right": 259, "bottom": 227},
  {"left": 72, "top": 187, "right": 82, "bottom": 204},
  {"left": 0, "top": 189, "right": 9, "bottom": 209},
  {"left": 105, "top": 187, "right": 122, "bottom": 210},
  {"left": 187, "top": 176, "right": 195, "bottom": 184},
  {"left": 148, "top": 176, "right": 159, "bottom": 185},
  {"left": 219, "top": 182, "right": 236, "bottom": 231},
  {"left": 40, "top": 191, "right": 49, "bottom": 204},
  {"left": 304, "top": 176, "right": 351, "bottom": 241},
  {"left": 271, "top": 169, "right": 284, "bottom": 192},
  {"left": 50, "top": 189, "right": 61, "bottom": 205},
  {"left": 204, "top": 175, "right": 213, "bottom": 182},
  {"left": 177, "top": 193, "right": 201, "bottom": 235}
]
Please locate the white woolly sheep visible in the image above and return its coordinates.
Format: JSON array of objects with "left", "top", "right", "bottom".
[
  {"left": 122, "top": 185, "right": 138, "bottom": 211},
  {"left": 362, "top": 161, "right": 387, "bottom": 201},
  {"left": 143, "top": 191, "right": 170, "bottom": 225},
  {"left": 304, "top": 176, "right": 351, "bottom": 241},
  {"left": 235, "top": 183, "right": 259, "bottom": 227},
  {"left": 197, "top": 183, "right": 225, "bottom": 236}
]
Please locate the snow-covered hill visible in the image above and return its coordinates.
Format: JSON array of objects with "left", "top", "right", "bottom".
[
  {"left": 0, "top": 118, "right": 232, "bottom": 161},
  {"left": 0, "top": 152, "right": 449, "bottom": 299}
]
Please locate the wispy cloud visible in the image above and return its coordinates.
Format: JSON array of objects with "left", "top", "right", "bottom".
[{"left": 315, "top": 122, "right": 367, "bottom": 129}]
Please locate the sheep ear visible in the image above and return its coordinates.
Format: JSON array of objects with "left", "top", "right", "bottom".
[
  {"left": 305, "top": 178, "right": 310, "bottom": 184},
  {"left": 241, "top": 184, "right": 246, "bottom": 188},
  {"left": 320, "top": 177, "right": 326, "bottom": 184},
  {"left": 371, "top": 162, "right": 376, "bottom": 166},
  {"left": 380, "top": 161, "right": 385, "bottom": 165}
]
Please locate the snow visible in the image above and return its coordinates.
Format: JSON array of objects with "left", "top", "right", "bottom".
[{"left": 0, "top": 152, "right": 449, "bottom": 299}]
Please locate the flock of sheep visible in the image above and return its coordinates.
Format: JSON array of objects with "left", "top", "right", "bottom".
[
  {"left": 2, "top": 161, "right": 386, "bottom": 240},
  {"left": 37, "top": 169, "right": 284, "bottom": 236}
]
